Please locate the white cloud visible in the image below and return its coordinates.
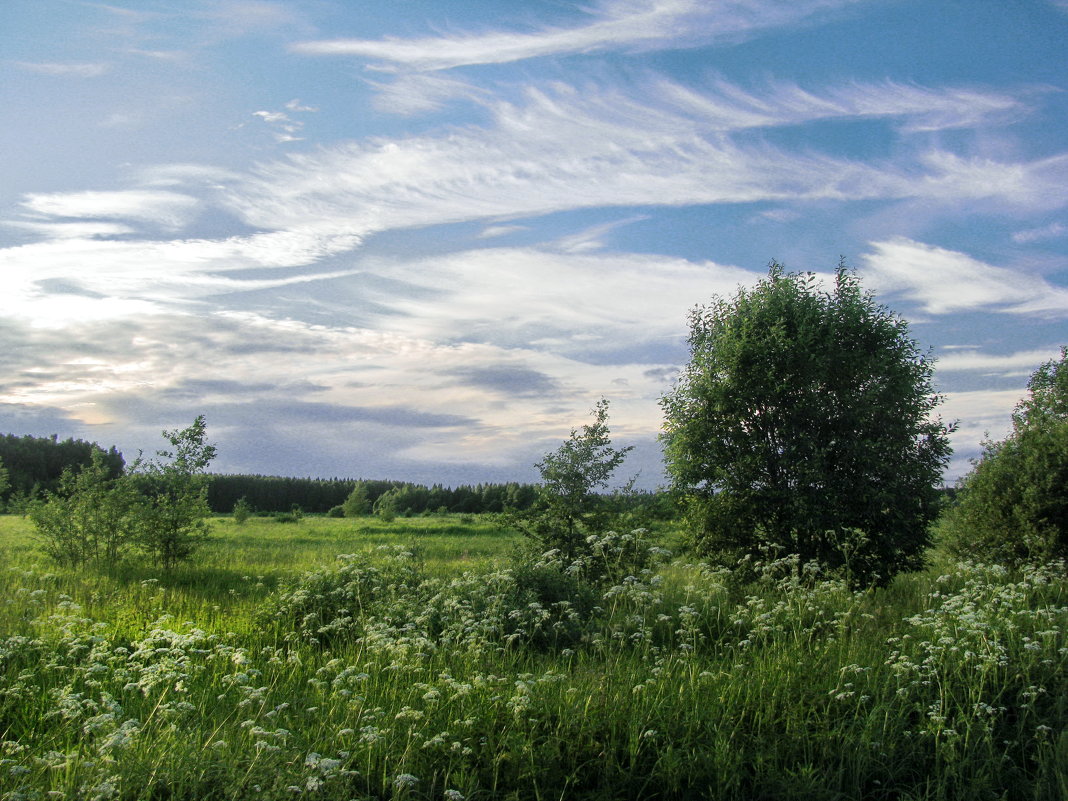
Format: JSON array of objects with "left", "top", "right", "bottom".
[
  {"left": 861, "top": 238, "right": 1068, "bottom": 316},
  {"left": 14, "top": 61, "right": 109, "bottom": 77},
  {"left": 348, "top": 245, "right": 755, "bottom": 355},
  {"left": 292, "top": 0, "right": 860, "bottom": 71},
  {"left": 369, "top": 74, "right": 486, "bottom": 115},
  {"left": 936, "top": 347, "right": 1063, "bottom": 375},
  {"left": 656, "top": 77, "right": 1032, "bottom": 133},
  {"left": 0, "top": 230, "right": 362, "bottom": 327},
  {"left": 1012, "top": 221, "right": 1067, "bottom": 244},
  {"left": 2, "top": 221, "right": 137, "bottom": 240},
  {"left": 20, "top": 190, "right": 200, "bottom": 230},
  {"left": 225, "top": 80, "right": 1067, "bottom": 238}
]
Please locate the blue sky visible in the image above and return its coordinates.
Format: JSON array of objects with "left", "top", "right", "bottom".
[{"left": 2, "top": 0, "right": 1067, "bottom": 487}]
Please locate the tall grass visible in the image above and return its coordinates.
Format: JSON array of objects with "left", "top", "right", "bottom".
[{"left": 0, "top": 515, "right": 1065, "bottom": 800}]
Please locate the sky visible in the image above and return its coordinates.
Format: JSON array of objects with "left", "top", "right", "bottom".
[{"left": 2, "top": 0, "right": 1067, "bottom": 489}]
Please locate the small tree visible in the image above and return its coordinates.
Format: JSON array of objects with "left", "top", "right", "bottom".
[
  {"left": 29, "top": 450, "right": 142, "bottom": 567},
  {"left": 519, "top": 398, "right": 634, "bottom": 561},
  {"left": 232, "top": 496, "right": 252, "bottom": 525},
  {"left": 342, "top": 482, "right": 371, "bottom": 517},
  {"left": 941, "top": 348, "right": 1068, "bottom": 565},
  {"left": 374, "top": 488, "right": 399, "bottom": 522},
  {"left": 661, "top": 262, "right": 954, "bottom": 586},
  {"left": 132, "top": 416, "right": 217, "bottom": 570}
]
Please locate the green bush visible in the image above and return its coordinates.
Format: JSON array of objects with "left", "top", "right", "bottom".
[{"left": 941, "top": 349, "right": 1068, "bottom": 566}]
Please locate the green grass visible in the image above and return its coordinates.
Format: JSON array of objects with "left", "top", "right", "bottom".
[{"left": 1, "top": 515, "right": 1066, "bottom": 800}]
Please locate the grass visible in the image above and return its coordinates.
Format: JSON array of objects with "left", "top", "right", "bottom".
[{"left": 1, "top": 514, "right": 1066, "bottom": 800}]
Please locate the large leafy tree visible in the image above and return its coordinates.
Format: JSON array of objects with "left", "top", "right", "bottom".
[{"left": 661, "top": 262, "right": 954, "bottom": 585}]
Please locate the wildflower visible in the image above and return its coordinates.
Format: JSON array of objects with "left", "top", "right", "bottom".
[
  {"left": 444, "top": 790, "right": 465, "bottom": 801},
  {"left": 393, "top": 773, "right": 419, "bottom": 790}
]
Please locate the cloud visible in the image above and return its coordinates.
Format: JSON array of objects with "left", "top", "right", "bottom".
[
  {"left": 936, "top": 347, "right": 1064, "bottom": 376},
  {"left": 14, "top": 61, "right": 109, "bottom": 77},
  {"left": 20, "top": 190, "right": 200, "bottom": 230},
  {"left": 452, "top": 365, "right": 561, "bottom": 397},
  {"left": 1012, "top": 221, "right": 1067, "bottom": 244},
  {"left": 348, "top": 246, "right": 754, "bottom": 358},
  {"left": 861, "top": 238, "right": 1068, "bottom": 317},
  {"left": 369, "top": 74, "right": 486, "bottom": 115},
  {"left": 291, "top": 0, "right": 861, "bottom": 71},
  {"left": 251, "top": 100, "right": 317, "bottom": 143},
  {"left": 225, "top": 80, "right": 1066, "bottom": 239},
  {"left": 655, "top": 77, "right": 1035, "bottom": 133}
]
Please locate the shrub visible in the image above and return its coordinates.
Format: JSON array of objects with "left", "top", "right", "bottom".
[{"left": 941, "top": 349, "right": 1068, "bottom": 565}]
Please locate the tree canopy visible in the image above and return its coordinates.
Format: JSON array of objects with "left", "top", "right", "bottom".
[{"left": 661, "top": 262, "right": 954, "bottom": 585}]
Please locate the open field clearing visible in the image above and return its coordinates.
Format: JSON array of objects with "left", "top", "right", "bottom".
[{"left": 1, "top": 515, "right": 1067, "bottom": 800}]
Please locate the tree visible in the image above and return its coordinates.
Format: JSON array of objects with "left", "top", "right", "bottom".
[
  {"left": 660, "top": 262, "right": 954, "bottom": 586},
  {"left": 232, "top": 496, "right": 252, "bottom": 525},
  {"left": 29, "top": 450, "right": 142, "bottom": 566},
  {"left": 342, "top": 482, "right": 371, "bottom": 517},
  {"left": 131, "top": 416, "right": 218, "bottom": 570},
  {"left": 518, "top": 398, "right": 634, "bottom": 561},
  {"left": 941, "top": 348, "right": 1068, "bottom": 565}
]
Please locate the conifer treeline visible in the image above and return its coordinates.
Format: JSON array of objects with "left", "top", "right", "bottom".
[
  {"left": 205, "top": 475, "right": 539, "bottom": 515},
  {"left": 0, "top": 434, "right": 124, "bottom": 502}
]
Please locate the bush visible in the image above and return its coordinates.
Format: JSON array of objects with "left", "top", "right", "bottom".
[{"left": 940, "top": 349, "right": 1068, "bottom": 565}]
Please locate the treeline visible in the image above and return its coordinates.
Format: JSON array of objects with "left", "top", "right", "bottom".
[
  {"left": 0, "top": 433, "right": 124, "bottom": 505},
  {"left": 206, "top": 475, "right": 541, "bottom": 516}
]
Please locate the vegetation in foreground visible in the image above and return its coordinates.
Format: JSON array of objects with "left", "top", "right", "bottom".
[{"left": 1, "top": 514, "right": 1066, "bottom": 801}]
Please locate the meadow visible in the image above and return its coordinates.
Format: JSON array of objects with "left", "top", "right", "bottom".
[{"left": 1, "top": 514, "right": 1066, "bottom": 801}]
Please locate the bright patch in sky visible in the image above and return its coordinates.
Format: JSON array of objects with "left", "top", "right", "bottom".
[{"left": 2, "top": 0, "right": 1066, "bottom": 486}]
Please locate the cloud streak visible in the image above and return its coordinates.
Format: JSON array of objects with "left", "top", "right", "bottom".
[{"left": 292, "top": 0, "right": 860, "bottom": 70}]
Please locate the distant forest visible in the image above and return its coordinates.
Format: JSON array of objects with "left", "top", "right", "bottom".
[
  {"left": 0, "top": 432, "right": 542, "bottom": 515},
  {"left": 206, "top": 474, "right": 540, "bottom": 515}
]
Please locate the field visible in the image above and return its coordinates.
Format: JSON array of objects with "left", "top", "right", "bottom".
[{"left": 1, "top": 514, "right": 1067, "bottom": 801}]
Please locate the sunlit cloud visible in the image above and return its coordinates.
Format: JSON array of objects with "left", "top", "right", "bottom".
[{"left": 861, "top": 238, "right": 1068, "bottom": 316}]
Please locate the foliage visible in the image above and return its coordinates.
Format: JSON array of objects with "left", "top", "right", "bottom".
[
  {"left": 517, "top": 398, "right": 635, "bottom": 561},
  {"left": 0, "top": 432, "right": 124, "bottom": 504},
  {"left": 128, "top": 416, "right": 218, "bottom": 570},
  {"left": 231, "top": 496, "right": 252, "bottom": 524},
  {"left": 3, "top": 517, "right": 1068, "bottom": 801},
  {"left": 661, "top": 262, "right": 954, "bottom": 586},
  {"left": 342, "top": 482, "right": 370, "bottom": 517},
  {"left": 1013, "top": 346, "right": 1068, "bottom": 430},
  {"left": 206, "top": 473, "right": 540, "bottom": 515},
  {"left": 941, "top": 348, "right": 1068, "bottom": 565},
  {"left": 28, "top": 450, "right": 143, "bottom": 566}
]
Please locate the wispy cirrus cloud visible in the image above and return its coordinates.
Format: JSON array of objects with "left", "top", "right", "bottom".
[
  {"left": 369, "top": 73, "right": 487, "bottom": 115},
  {"left": 1012, "top": 221, "right": 1067, "bottom": 244},
  {"left": 861, "top": 238, "right": 1068, "bottom": 317},
  {"left": 656, "top": 77, "right": 1036, "bottom": 133},
  {"left": 225, "top": 80, "right": 1068, "bottom": 238},
  {"left": 13, "top": 61, "right": 109, "bottom": 77},
  {"left": 20, "top": 190, "right": 200, "bottom": 230},
  {"left": 291, "top": 0, "right": 860, "bottom": 70}
]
